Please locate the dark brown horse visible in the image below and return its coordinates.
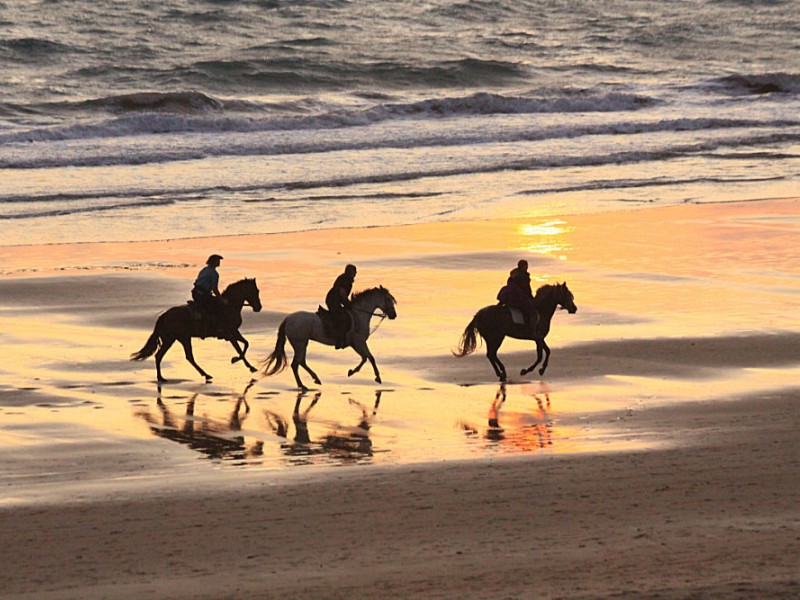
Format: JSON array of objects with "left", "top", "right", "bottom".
[
  {"left": 454, "top": 282, "right": 577, "bottom": 381},
  {"left": 131, "top": 278, "right": 262, "bottom": 383}
]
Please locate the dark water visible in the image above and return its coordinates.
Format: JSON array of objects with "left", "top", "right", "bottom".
[{"left": 1, "top": 0, "right": 799, "bottom": 244}]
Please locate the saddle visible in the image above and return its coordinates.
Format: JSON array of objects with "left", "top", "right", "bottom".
[
  {"left": 498, "top": 303, "right": 539, "bottom": 338},
  {"left": 505, "top": 306, "right": 526, "bottom": 326},
  {"left": 187, "top": 301, "right": 226, "bottom": 339},
  {"left": 317, "top": 306, "right": 353, "bottom": 341}
]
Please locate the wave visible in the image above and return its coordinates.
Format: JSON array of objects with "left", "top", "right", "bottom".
[
  {"left": 0, "top": 37, "right": 78, "bottom": 60},
  {"left": 1, "top": 113, "right": 797, "bottom": 169},
  {"left": 176, "top": 56, "right": 531, "bottom": 90},
  {"left": 0, "top": 197, "right": 176, "bottom": 220},
  {"left": 81, "top": 91, "right": 225, "bottom": 114},
  {"left": 0, "top": 89, "right": 662, "bottom": 145},
  {"left": 705, "top": 72, "right": 800, "bottom": 96},
  {"left": 515, "top": 175, "right": 787, "bottom": 197},
  {"left": 2, "top": 139, "right": 796, "bottom": 221},
  {"left": 373, "top": 91, "right": 658, "bottom": 117}
]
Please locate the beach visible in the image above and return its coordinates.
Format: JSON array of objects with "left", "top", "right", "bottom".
[{"left": 1, "top": 198, "right": 799, "bottom": 598}]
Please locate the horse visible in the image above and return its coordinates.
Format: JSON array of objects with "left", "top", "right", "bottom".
[
  {"left": 262, "top": 286, "right": 397, "bottom": 391},
  {"left": 131, "top": 278, "right": 262, "bottom": 383},
  {"left": 454, "top": 282, "right": 577, "bottom": 381}
]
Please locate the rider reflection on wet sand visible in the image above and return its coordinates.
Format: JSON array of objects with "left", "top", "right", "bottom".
[{"left": 322, "top": 391, "right": 382, "bottom": 456}]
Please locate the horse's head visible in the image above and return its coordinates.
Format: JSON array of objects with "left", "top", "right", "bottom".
[
  {"left": 224, "top": 278, "right": 262, "bottom": 312},
  {"left": 379, "top": 286, "right": 398, "bottom": 320},
  {"left": 556, "top": 282, "right": 577, "bottom": 314},
  {"left": 352, "top": 286, "right": 397, "bottom": 320}
]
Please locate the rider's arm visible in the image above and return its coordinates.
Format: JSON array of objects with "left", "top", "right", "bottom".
[{"left": 340, "top": 286, "right": 352, "bottom": 308}]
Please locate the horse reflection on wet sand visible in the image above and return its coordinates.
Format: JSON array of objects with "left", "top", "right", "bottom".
[
  {"left": 460, "top": 384, "right": 554, "bottom": 451},
  {"left": 136, "top": 383, "right": 263, "bottom": 463},
  {"left": 454, "top": 282, "right": 577, "bottom": 381},
  {"left": 265, "top": 391, "right": 383, "bottom": 463}
]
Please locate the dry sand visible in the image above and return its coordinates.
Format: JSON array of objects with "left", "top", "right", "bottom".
[{"left": 1, "top": 199, "right": 799, "bottom": 598}]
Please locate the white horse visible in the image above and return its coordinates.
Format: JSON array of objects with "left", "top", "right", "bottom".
[{"left": 262, "top": 286, "right": 397, "bottom": 391}]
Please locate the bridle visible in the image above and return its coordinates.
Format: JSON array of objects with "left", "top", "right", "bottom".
[{"left": 352, "top": 292, "right": 394, "bottom": 334}]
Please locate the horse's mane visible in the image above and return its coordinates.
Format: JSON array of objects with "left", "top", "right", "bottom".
[
  {"left": 351, "top": 286, "right": 396, "bottom": 304},
  {"left": 533, "top": 283, "right": 557, "bottom": 300},
  {"left": 533, "top": 282, "right": 570, "bottom": 305},
  {"left": 222, "top": 278, "right": 254, "bottom": 295}
]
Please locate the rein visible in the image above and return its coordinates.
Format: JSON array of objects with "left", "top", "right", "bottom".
[
  {"left": 352, "top": 304, "right": 390, "bottom": 335},
  {"left": 354, "top": 307, "right": 387, "bottom": 317}
]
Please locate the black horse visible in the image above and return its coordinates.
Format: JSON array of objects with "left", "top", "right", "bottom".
[
  {"left": 131, "top": 278, "right": 262, "bottom": 382},
  {"left": 454, "top": 282, "right": 577, "bottom": 381}
]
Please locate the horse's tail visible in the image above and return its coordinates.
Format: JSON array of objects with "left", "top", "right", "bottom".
[
  {"left": 262, "top": 319, "right": 288, "bottom": 376},
  {"left": 453, "top": 313, "right": 480, "bottom": 357},
  {"left": 130, "top": 314, "right": 164, "bottom": 361}
]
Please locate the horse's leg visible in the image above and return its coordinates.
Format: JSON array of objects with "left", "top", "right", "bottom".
[
  {"left": 300, "top": 362, "right": 321, "bottom": 387},
  {"left": 538, "top": 339, "right": 552, "bottom": 376},
  {"left": 521, "top": 339, "right": 544, "bottom": 376},
  {"left": 350, "top": 340, "right": 381, "bottom": 384},
  {"left": 179, "top": 338, "right": 212, "bottom": 382},
  {"left": 289, "top": 338, "right": 319, "bottom": 391},
  {"left": 347, "top": 356, "right": 368, "bottom": 377},
  {"left": 154, "top": 336, "right": 175, "bottom": 383},
  {"left": 228, "top": 332, "right": 257, "bottom": 373},
  {"left": 485, "top": 336, "right": 507, "bottom": 382},
  {"left": 230, "top": 332, "right": 248, "bottom": 362}
]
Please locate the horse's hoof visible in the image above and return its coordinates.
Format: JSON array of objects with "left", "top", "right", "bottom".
[
  {"left": 538, "top": 368, "right": 546, "bottom": 376},
  {"left": 231, "top": 357, "right": 240, "bottom": 364},
  {"left": 313, "top": 378, "right": 322, "bottom": 385},
  {"left": 348, "top": 369, "right": 355, "bottom": 377},
  {"left": 205, "top": 375, "right": 214, "bottom": 383},
  {"left": 249, "top": 366, "right": 257, "bottom": 373},
  {"left": 520, "top": 369, "right": 528, "bottom": 376},
  {"left": 375, "top": 376, "right": 382, "bottom": 384}
]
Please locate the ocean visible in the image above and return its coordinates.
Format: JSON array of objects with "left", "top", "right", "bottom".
[{"left": 1, "top": 0, "right": 799, "bottom": 246}]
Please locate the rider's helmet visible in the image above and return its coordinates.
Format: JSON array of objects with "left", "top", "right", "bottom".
[{"left": 207, "top": 254, "right": 223, "bottom": 265}]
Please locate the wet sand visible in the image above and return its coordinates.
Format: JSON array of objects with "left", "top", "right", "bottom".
[{"left": 1, "top": 198, "right": 799, "bottom": 597}]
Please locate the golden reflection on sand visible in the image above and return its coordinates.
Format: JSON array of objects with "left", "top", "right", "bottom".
[
  {"left": 517, "top": 219, "right": 572, "bottom": 262},
  {"left": 1, "top": 199, "right": 799, "bottom": 479}
]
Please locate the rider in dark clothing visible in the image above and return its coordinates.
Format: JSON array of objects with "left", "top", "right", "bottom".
[
  {"left": 509, "top": 259, "right": 534, "bottom": 300},
  {"left": 498, "top": 259, "right": 537, "bottom": 334},
  {"left": 325, "top": 264, "right": 357, "bottom": 349}
]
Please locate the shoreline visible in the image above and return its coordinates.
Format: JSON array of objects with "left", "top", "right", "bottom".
[
  {"left": 2, "top": 195, "right": 798, "bottom": 275},
  {"left": 1, "top": 193, "right": 796, "bottom": 251}
]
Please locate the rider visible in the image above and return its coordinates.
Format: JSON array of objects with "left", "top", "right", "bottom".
[
  {"left": 498, "top": 259, "right": 537, "bottom": 334},
  {"left": 192, "top": 254, "right": 223, "bottom": 330},
  {"left": 325, "top": 264, "right": 357, "bottom": 349},
  {"left": 509, "top": 259, "right": 534, "bottom": 300}
]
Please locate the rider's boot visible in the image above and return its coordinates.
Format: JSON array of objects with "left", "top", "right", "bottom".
[{"left": 335, "top": 322, "right": 347, "bottom": 349}]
